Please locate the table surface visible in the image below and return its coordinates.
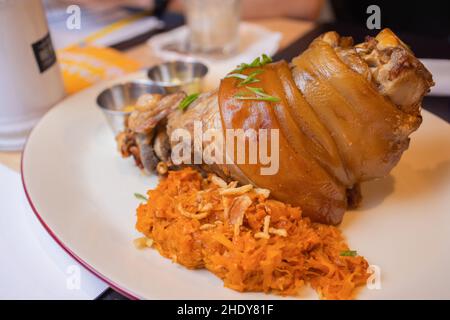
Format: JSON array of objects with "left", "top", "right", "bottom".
[{"left": 0, "top": 17, "right": 314, "bottom": 173}]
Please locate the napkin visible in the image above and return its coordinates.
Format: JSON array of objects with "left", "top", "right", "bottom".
[
  {"left": 148, "top": 23, "right": 282, "bottom": 90},
  {"left": 46, "top": 4, "right": 163, "bottom": 49},
  {"left": 0, "top": 164, "right": 108, "bottom": 299}
]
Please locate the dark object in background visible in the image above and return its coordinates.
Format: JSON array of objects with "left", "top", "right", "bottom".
[
  {"left": 274, "top": 23, "right": 450, "bottom": 123},
  {"left": 331, "top": 0, "right": 450, "bottom": 39},
  {"left": 97, "top": 288, "right": 129, "bottom": 300},
  {"left": 274, "top": 22, "right": 450, "bottom": 60}
]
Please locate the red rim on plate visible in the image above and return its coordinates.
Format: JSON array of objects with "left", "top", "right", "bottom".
[{"left": 21, "top": 137, "right": 139, "bottom": 300}]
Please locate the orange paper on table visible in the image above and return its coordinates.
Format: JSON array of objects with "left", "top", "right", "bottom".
[{"left": 58, "top": 45, "right": 141, "bottom": 94}]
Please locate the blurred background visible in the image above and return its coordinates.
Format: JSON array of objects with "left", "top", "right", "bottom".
[
  {"left": 44, "top": 0, "right": 450, "bottom": 44},
  {"left": 41, "top": 0, "right": 450, "bottom": 94},
  {"left": 41, "top": 0, "right": 450, "bottom": 92}
]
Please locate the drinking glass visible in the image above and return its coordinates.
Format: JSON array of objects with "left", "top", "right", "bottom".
[{"left": 183, "top": 0, "right": 241, "bottom": 56}]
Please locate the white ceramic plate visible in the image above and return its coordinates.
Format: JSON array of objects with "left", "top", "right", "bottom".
[{"left": 22, "top": 72, "right": 450, "bottom": 299}]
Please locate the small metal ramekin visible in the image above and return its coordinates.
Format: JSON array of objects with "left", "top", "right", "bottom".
[
  {"left": 96, "top": 80, "right": 166, "bottom": 135},
  {"left": 146, "top": 61, "right": 208, "bottom": 94}
]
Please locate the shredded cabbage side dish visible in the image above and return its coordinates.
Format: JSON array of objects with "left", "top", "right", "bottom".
[{"left": 135, "top": 168, "right": 369, "bottom": 299}]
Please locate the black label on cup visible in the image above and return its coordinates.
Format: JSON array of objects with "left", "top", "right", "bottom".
[{"left": 32, "top": 33, "right": 57, "bottom": 73}]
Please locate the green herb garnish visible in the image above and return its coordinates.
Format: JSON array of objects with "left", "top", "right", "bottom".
[
  {"left": 246, "top": 86, "right": 272, "bottom": 97},
  {"left": 261, "top": 53, "right": 272, "bottom": 65},
  {"left": 228, "top": 54, "right": 277, "bottom": 102},
  {"left": 234, "top": 86, "right": 280, "bottom": 102},
  {"left": 134, "top": 193, "right": 148, "bottom": 202},
  {"left": 226, "top": 70, "right": 263, "bottom": 87},
  {"left": 340, "top": 250, "right": 358, "bottom": 257},
  {"left": 225, "top": 73, "right": 249, "bottom": 80},
  {"left": 179, "top": 93, "right": 200, "bottom": 111},
  {"left": 232, "top": 54, "right": 273, "bottom": 72},
  {"left": 238, "top": 70, "right": 263, "bottom": 86},
  {"left": 235, "top": 95, "right": 280, "bottom": 102}
]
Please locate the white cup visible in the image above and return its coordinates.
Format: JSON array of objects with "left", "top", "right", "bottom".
[{"left": 0, "top": 0, "right": 65, "bottom": 150}]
